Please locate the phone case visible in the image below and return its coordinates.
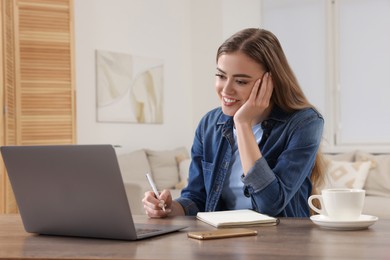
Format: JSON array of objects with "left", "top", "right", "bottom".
[{"left": 187, "top": 228, "right": 258, "bottom": 240}]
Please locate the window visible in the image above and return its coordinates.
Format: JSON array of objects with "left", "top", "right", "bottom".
[{"left": 261, "top": 0, "right": 390, "bottom": 152}]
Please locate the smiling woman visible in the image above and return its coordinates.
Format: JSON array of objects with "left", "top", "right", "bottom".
[
  {"left": 215, "top": 52, "right": 267, "bottom": 118},
  {"left": 143, "top": 28, "right": 325, "bottom": 219}
]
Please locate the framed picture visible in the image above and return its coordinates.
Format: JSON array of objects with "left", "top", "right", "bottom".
[{"left": 96, "top": 50, "right": 164, "bottom": 124}]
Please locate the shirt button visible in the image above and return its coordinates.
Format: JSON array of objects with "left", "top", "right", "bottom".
[{"left": 243, "top": 187, "right": 251, "bottom": 197}]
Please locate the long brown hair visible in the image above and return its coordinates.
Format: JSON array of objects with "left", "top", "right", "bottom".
[{"left": 217, "top": 28, "right": 325, "bottom": 208}]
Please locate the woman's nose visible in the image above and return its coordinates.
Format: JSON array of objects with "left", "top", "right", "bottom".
[{"left": 222, "top": 79, "right": 234, "bottom": 93}]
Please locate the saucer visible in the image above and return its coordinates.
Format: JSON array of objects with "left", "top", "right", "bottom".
[{"left": 310, "top": 214, "right": 378, "bottom": 230}]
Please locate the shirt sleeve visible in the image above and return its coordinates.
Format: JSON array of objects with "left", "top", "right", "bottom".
[
  {"left": 241, "top": 112, "right": 324, "bottom": 217},
  {"left": 175, "top": 116, "right": 207, "bottom": 216}
]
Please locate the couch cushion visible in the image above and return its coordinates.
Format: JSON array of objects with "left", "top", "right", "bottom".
[
  {"left": 363, "top": 196, "right": 390, "bottom": 219},
  {"left": 322, "top": 160, "right": 372, "bottom": 189},
  {"left": 324, "top": 151, "right": 356, "bottom": 162},
  {"left": 145, "top": 147, "right": 188, "bottom": 190},
  {"left": 170, "top": 189, "right": 182, "bottom": 200},
  {"left": 175, "top": 158, "right": 191, "bottom": 189},
  {"left": 117, "top": 149, "right": 151, "bottom": 184},
  {"left": 356, "top": 151, "right": 390, "bottom": 197}
]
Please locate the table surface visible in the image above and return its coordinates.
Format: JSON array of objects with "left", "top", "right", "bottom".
[{"left": 0, "top": 214, "right": 389, "bottom": 260}]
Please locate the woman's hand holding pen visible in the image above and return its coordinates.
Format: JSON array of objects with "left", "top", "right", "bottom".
[
  {"left": 142, "top": 190, "right": 186, "bottom": 218},
  {"left": 142, "top": 189, "right": 172, "bottom": 218}
]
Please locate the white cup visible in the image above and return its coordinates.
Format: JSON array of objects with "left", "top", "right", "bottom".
[{"left": 308, "top": 188, "right": 365, "bottom": 220}]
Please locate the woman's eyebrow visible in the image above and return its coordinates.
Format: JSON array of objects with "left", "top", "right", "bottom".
[
  {"left": 216, "top": 67, "right": 226, "bottom": 74},
  {"left": 216, "top": 68, "right": 252, "bottom": 78}
]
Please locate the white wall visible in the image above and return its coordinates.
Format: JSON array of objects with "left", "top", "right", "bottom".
[
  {"left": 74, "top": 0, "right": 194, "bottom": 152},
  {"left": 74, "top": 0, "right": 262, "bottom": 153},
  {"left": 190, "top": 0, "right": 262, "bottom": 126}
]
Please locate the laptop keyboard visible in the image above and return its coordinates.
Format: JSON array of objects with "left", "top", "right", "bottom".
[{"left": 136, "top": 228, "right": 161, "bottom": 235}]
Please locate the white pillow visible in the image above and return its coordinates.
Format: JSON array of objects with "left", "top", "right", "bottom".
[
  {"left": 323, "top": 160, "right": 372, "bottom": 189},
  {"left": 145, "top": 147, "right": 188, "bottom": 190},
  {"left": 356, "top": 152, "right": 390, "bottom": 197},
  {"left": 175, "top": 158, "right": 191, "bottom": 189}
]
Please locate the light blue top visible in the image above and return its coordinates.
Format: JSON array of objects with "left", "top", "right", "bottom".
[{"left": 221, "top": 124, "right": 263, "bottom": 210}]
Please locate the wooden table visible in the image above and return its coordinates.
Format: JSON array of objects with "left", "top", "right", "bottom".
[{"left": 0, "top": 214, "right": 389, "bottom": 259}]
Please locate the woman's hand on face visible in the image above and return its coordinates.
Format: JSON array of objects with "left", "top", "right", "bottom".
[
  {"left": 234, "top": 72, "right": 274, "bottom": 125},
  {"left": 142, "top": 189, "right": 172, "bottom": 218}
]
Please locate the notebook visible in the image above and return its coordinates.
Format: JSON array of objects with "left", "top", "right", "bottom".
[
  {"left": 197, "top": 209, "right": 279, "bottom": 228},
  {"left": 0, "top": 144, "right": 187, "bottom": 240}
]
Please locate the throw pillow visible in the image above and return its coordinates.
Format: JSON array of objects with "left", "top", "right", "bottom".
[
  {"left": 145, "top": 147, "right": 189, "bottom": 190},
  {"left": 356, "top": 151, "right": 390, "bottom": 197},
  {"left": 323, "top": 160, "right": 372, "bottom": 189},
  {"left": 175, "top": 158, "right": 191, "bottom": 189}
]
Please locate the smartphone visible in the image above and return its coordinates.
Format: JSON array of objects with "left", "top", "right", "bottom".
[{"left": 187, "top": 228, "right": 257, "bottom": 240}]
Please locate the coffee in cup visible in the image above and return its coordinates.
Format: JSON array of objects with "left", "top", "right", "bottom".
[{"left": 308, "top": 188, "right": 365, "bottom": 220}]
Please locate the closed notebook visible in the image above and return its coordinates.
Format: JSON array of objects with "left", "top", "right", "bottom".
[{"left": 197, "top": 209, "right": 279, "bottom": 228}]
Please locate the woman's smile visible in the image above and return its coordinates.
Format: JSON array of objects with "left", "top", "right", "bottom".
[
  {"left": 223, "top": 96, "right": 239, "bottom": 105},
  {"left": 216, "top": 52, "right": 265, "bottom": 116}
]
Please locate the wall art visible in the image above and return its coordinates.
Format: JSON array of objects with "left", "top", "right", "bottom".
[{"left": 96, "top": 50, "right": 163, "bottom": 123}]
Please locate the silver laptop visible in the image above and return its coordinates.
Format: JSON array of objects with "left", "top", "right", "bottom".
[{"left": 0, "top": 144, "right": 187, "bottom": 240}]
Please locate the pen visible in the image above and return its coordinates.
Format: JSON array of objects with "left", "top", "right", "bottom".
[{"left": 145, "top": 173, "right": 166, "bottom": 212}]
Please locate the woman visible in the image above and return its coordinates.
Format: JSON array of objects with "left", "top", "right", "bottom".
[{"left": 143, "top": 28, "right": 325, "bottom": 218}]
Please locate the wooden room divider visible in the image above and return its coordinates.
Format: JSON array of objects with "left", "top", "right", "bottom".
[{"left": 0, "top": 0, "right": 76, "bottom": 213}]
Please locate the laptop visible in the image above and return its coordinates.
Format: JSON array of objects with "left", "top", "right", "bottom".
[{"left": 0, "top": 144, "right": 187, "bottom": 240}]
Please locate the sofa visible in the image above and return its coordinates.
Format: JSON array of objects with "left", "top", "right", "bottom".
[
  {"left": 323, "top": 151, "right": 390, "bottom": 219},
  {"left": 116, "top": 147, "right": 390, "bottom": 219},
  {"left": 116, "top": 147, "right": 190, "bottom": 215}
]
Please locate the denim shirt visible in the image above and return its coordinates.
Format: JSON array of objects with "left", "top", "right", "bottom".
[{"left": 176, "top": 105, "right": 324, "bottom": 217}]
